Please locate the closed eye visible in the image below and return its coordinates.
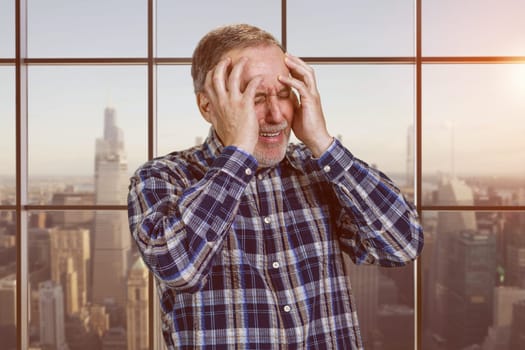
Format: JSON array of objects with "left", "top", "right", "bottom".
[
  {"left": 254, "top": 94, "right": 267, "bottom": 105},
  {"left": 277, "top": 89, "right": 291, "bottom": 99},
  {"left": 254, "top": 88, "right": 291, "bottom": 105}
]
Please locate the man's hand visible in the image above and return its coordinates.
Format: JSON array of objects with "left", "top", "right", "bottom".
[
  {"left": 278, "top": 54, "right": 333, "bottom": 157},
  {"left": 202, "top": 56, "right": 263, "bottom": 153}
]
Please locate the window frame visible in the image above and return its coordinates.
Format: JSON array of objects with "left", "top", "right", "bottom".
[{"left": 4, "top": 0, "right": 525, "bottom": 349}]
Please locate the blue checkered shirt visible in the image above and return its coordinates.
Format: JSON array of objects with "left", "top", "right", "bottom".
[{"left": 127, "top": 130, "right": 423, "bottom": 349}]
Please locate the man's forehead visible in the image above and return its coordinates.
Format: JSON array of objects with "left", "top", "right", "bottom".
[
  {"left": 228, "top": 46, "right": 287, "bottom": 70},
  {"left": 227, "top": 46, "right": 289, "bottom": 89}
]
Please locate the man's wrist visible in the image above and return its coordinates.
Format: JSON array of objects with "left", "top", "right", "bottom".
[{"left": 308, "top": 135, "right": 334, "bottom": 158}]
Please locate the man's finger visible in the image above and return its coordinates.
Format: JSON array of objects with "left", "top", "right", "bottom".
[
  {"left": 228, "top": 57, "right": 248, "bottom": 96},
  {"left": 244, "top": 75, "right": 264, "bottom": 100},
  {"left": 284, "top": 54, "right": 317, "bottom": 90},
  {"left": 212, "top": 57, "right": 232, "bottom": 96}
]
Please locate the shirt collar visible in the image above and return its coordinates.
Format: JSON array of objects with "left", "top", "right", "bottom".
[{"left": 202, "top": 127, "right": 310, "bottom": 175}]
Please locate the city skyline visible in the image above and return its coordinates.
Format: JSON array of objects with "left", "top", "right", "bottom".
[
  {"left": 1, "top": 1, "right": 525, "bottom": 179},
  {"left": 2, "top": 154, "right": 525, "bottom": 349},
  {"left": 0, "top": 105, "right": 147, "bottom": 349},
  {"left": 1, "top": 2, "right": 525, "bottom": 349},
  {"left": 0, "top": 101, "right": 524, "bottom": 350}
]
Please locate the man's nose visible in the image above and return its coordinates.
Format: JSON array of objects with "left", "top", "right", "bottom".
[{"left": 264, "top": 96, "right": 285, "bottom": 123}]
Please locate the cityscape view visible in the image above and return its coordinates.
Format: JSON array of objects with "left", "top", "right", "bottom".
[
  {"left": 1, "top": 101, "right": 525, "bottom": 349},
  {"left": 1, "top": 107, "right": 148, "bottom": 350},
  {"left": 2, "top": 1, "right": 525, "bottom": 350}
]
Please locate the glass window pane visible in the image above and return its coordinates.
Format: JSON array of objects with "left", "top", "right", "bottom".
[
  {"left": 423, "top": 0, "right": 525, "bottom": 56},
  {"left": 28, "top": 210, "right": 149, "bottom": 350},
  {"left": 422, "top": 210, "right": 525, "bottom": 349},
  {"left": 344, "top": 254, "right": 415, "bottom": 349},
  {"left": 288, "top": 0, "right": 415, "bottom": 57},
  {"left": 28, "top": 66, "right": 147, "bottom": 205},
  {"left": 315, "top": 65, "right": 416, "bottom": 199},
  {"left": 156, "top": 0, "right": 281, "bottom": 57},
  {"left": 0, "top": 67, "right": 15, "bottom": 205},
  {"left": 27, "top": 0, "right": 147, "bottom": 58},
  {"left": 0, "top": 0, "right": 15, "bottom": 58},
  {"left": 158, "top": 64, "right": 416, "bottom": 199},
  {"left": 422, "top": 64, "right": 525, "bottom": 206},
  {"left": 157, "top": 65, "right": 209, "bottom": 156},
  {"left": 0, "top": 211, "right": 16, "bottom": 350}
]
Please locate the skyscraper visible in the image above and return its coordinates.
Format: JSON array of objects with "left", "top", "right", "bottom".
[
  {"left": 126, "top": 258, "right": 149, "bottom": 350},
  {"left": 39, "top": 280, "right": 68, "bottom": 350},
  {"left": 49, "top": 227, "right": 90, "bottom": 316},
  {"left": 0, "top": 274, "right": 16, "bottom": 349},
  {"left": 343, "top": 254, "right": 379, "bottom": 348},
  {"left": 92, "top": 106, "right": 131, "bottom": 307},
  {"left": 426, "top": 177, "right": 478, "bottom": 347},
  {"left": 444, "top": 231, "right": 496, "bottom": 348},
  {"left": 510, "top": 299, "right": 525, "bottom": 349},
  {"left": 0, "top": 274, "right": 16, "bottom": 327},
  {"left": 50, "top": 192, "right": 95, "bottom": 228}
]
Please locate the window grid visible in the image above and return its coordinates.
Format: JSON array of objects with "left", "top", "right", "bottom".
[{"left": 4, "top": 0, "right": 525, "bottom": 349}]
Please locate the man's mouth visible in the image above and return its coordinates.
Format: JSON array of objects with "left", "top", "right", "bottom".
[{"left": 259, "top": 131, "right": 281, "bottom": 137}]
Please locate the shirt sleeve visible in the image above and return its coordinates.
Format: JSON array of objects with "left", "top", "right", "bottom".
[
  {"left": 316, "top": 138, "right": 424, "bottom": 267},
  {"left": 127, "top": 146, "right": 258, "bottom": 292}
]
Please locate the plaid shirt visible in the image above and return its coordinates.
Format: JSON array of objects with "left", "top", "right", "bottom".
[{"left": 127, "top": 130, "right": 423, "bottom": 349}]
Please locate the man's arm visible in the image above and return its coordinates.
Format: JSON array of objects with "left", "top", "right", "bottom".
[
  {"left": 128, "top": 55, "right": 265, "bottom": 292},
  {"left": 127, "top": 148, "right": 257, "bottom": 292},
  {"left": 318, "top": 139, "right": 423, "bottom": 266},
  {"left": 279, "top": 54, "right": 422, "bottom": 266}
]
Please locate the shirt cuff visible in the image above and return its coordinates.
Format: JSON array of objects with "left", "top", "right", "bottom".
[
  {"left": 316, "top": 138, "right": 356, "bottom": 182},
  {"left": 211, "top": 146, "right": 258, "bottom": 183}
]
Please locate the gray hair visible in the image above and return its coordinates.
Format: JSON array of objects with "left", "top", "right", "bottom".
[{"left": 191, "top": 24, "right": 283, "bottom": 93}]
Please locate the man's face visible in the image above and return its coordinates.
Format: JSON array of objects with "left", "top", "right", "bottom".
[{"left": 226, "top": 45, "right": 295, "bottom": 168}]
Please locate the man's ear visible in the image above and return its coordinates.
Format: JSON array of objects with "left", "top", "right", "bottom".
[{"left": 197, "top": 92, "right": 213, "bottom": 123}]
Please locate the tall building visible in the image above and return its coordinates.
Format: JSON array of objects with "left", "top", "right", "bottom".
[
  {"left": 102, "top": 327, "right": 127, "bottom": 350},
  {"left": 49, "top": 227, "right": 90, "bottom": 316},
  {"left": 92, "top": 106, "right": 131, "bottom": 307},
  {"left": 0, "top": 274, "right": 16, "bottom": 349},
  {"left": 443, "top": 231, "right": 496, "bottom": 349},
  {"left": 51, "top": 192, "right": 95, "bottom": 228},
  {"left": 342, "top": 253, "right": 379, "bottom": 348},
  {"left": 504, "top": 211, "right": 525, "bottom": 288},
  {"left": 510, "top": 299, "right": 525, "bottom": 349},
  {"left": 435, "top": 177, "right": 477, "bottom": 232},
  {"left": 426, "top": 177, "right": 478, "bottom": 347},
  {"left": 493, "top": 286, "right": 525, "bottom": 328},
  {"left": 126, "top": 258, "right": 149, "bottom": 350},
  {"left": 480, "top": 286, "right": 525, "bottom": 349},
  {"left": 0, "top": 274, "right": 16, "bottom": 326},
  {"left": 39, "top": 280, "right": 68, "bottom": 350}
]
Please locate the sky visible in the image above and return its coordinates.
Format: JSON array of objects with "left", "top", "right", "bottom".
[{"left": 1, "top": 0, "right": 525, "bottom": 179}]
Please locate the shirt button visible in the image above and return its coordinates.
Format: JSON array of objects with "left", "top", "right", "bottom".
[
  {"left": 283, "top": 305, "right": 291, "bottom": 313},
  {"left": 272, "top": 261, "right": 280, "bottom": 269},
  {"left": 323, "top": 165, "right": 331, "bottom": 173},
  {"left": 205, "top": 231, "right": 217, "bottom": 242},
  {"left": 264, "top": 217, "right": 271, "bottom": 224},
  {"left": 245, "top": 168, "right": 252, "bottom": 176}
]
